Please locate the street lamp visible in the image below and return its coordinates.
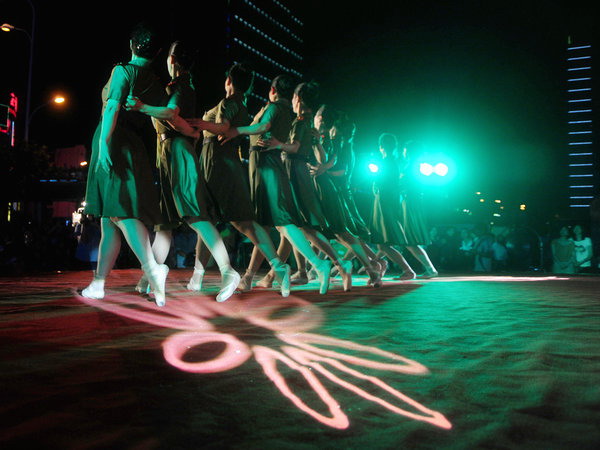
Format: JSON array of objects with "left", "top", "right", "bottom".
[
  {"left": 1, "top": 0, "right": 36, "bottom": 143},
  {"left": 27, "top": 95, "right": 68, "bottom": 132}
]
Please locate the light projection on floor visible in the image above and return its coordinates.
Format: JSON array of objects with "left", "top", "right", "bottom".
[{"left": 76, "top": 288, "right": 452, "bottom": 430}]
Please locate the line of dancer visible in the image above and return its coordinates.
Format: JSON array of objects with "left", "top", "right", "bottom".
[{"left": 81, "top": 23, "right": 437, "bottom": 307}]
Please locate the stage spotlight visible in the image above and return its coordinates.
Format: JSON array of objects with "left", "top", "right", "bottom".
[
  {"left": 368, "top": 163, "right": 379, "bottom": 173},
  {"left": 434, "top": 163, "right": 448, "bottom": 176},
  {"left": 420, "top": 163, "right": 434, "bottom": 176}
]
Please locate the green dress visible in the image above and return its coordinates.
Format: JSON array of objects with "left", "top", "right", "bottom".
[
  {"left": 329, "top": 138, "right": 371, "bottom": 239},
  {"left": 248, "top": 99, "right": 302, "bottom": 227},
  {"left": 154, "top": 73, "right": 212, "bottom": 230},
  {"left": 85, "top": 61, "right": 164, "bottom": 224},
  {"left": 313, "top": 136, "right": 353, "bottom": 235},
  {"left": 201, "top": 93, "right": 255, "bottom": 223},
  {"left": 283, "top": 113, "right": 329, "bottom": 232},
  {"left": 399, "top": 158, "right": 431, "bottom": 246},
  {"left": 370, "top": 154, "right": 409, "bottom": 245}
]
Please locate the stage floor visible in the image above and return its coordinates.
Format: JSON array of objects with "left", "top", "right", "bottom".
[{"left": 1, "top": 269, "right": 599, "bottom": 449}]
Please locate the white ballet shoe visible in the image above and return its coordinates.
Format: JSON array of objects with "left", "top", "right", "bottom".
[
  {"left": 316, "top": 259, "right": 332, "bottom": 295},
  {"left": 82, "top": 280, "right": 105, "bottom": 299},
  {"left": 273, "top": 263, "right": 291, "bottom": 298},
  {"left": 146, "top": 264, "right": 169, "bottom": 307},
  {"left": 187, "top": 268, "right": 205, "bottom": 292},
  {"left": 216, "top": 268, "right": 240, "bottom": 302}
]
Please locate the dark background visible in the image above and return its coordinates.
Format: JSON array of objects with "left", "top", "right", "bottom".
[{"left": 1, "top": 0, "right": 597, "bottom": 225}]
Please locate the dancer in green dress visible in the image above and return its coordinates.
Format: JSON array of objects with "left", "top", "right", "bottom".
[
  {"left": 125, "top": 41, "right": 241, "bottom": 302},
  {"left": 247, "top": 82, "right": 353, "bottom": 291},
  {"left": 222, "top": 75, "right": 332, "bottom": 294},
  {"left": 399, "top": 140, "right": 438, "bottom": 278},
  {"left": 82, "top": 23, "right": 169, "bottom": 306},
  {"left": 370, "top": 133, "right": 417, "bottom": 278},
  {"left": 186, "top": 63, "right": 291, "bottom": 296},
  {"left": 329, "top": 113, "right": 389, "bottom": 277},
  {"left": 309, "top": 105, "right": 384, "bottom": 286}
]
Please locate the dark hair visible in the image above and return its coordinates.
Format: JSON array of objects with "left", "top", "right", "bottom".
[
  {"left": 294, "top": 81, "right": 320, "bottom": 111},
  {"left": 169, "top": 41, "right": 196, "bottom": 71},
  {"left": 378, "top": 133, "right": 397, "bottom": 151},
  {"left": 227, "top": 62, "right": 254, "bottom": 95},
  {"left": 271, "top": 74, "right": 297, "bottom": 100},
  {"left": 334, "top": 111, "right": 356, "bottom": 139},
  {"left": 315, "top": 104, "right": 337, "bottom": 130},
  {"left": 130, "top": 22, "right": 160, "bottom": 59}
]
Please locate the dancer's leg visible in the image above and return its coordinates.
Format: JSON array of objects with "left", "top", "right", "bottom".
[
  {"left": 232, "top": 221, "right": 291, "bottom": 295},
  {"left": 255, "top": 232, "right": 294, "bottom": 290},
  {"left": 113, "top": 218, "right": 168, "bottom": 306},
  {"left": 378, "top": 243, "right": 416, "bottom": 279},
  {"left": 188, "top": 219, "right": 240, "bottom": 302},
  {"left": 279, "top": 225, "right": 331, "bottom": 294},
  {"left": 136, "top": 229, "right": 173, "bottom": 294},
  {"left": 304, "top": 228, "right": 352, "bottom": 291},
  {"left": 289, "top": 246, "right": 308, "bottom": 284},
  {"left": 81, "top": 217, "right": 121, "bottom": 299},
  {"left": 152, "top": 230, "right": 173, "bottom": 264},
  {"left": 336, "top": 231, "right": 382, "bottom": 286},
  {"left": 406, "top": 245, "right": 438, "bottom": 277},
  {"left": 187, "top": 234, "right": 211, "bottom": 291}
]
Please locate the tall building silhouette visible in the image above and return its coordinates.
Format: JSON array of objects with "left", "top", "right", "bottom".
[
  {"left": 224, "top": 0, "right": 305, "bottom": 113},
  {"left": 566, "top": 37, "right": 595, "bottom": 211}
]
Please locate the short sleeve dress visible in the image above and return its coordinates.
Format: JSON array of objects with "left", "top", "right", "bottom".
[
  {"left": 313, "top": 136, "right": 354, "bottom": 235},
  {"left": 329, "top": 138, "right": 371, "bottom": 239},
  {"left": 84, "top": 62, "right": 164, "bottom": 225},
  {"left": 283, "top": 113, "right": 329, "bottom": 233},
  {"left": 153, "top": 72, "right": 213, "bottom": 229},
  {"left": 201, "top": 93, "right": 255, "bottom": 223},
  {"left": 370, "top": 154, "right": 409, "bottom": 245},
  {"left": 248, "top": 99, "right": 303, "bottom": 227}
]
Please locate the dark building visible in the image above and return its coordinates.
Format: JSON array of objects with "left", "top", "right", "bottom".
[
  {"left": 565, "top": 38, "right": 595, "bottom": 211},
  {"left": 224, "top": 0, "right": 305, "bottom": 113}
]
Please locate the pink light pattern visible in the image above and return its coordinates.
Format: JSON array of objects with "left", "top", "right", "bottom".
[{"left": 76, "top": 288, "right": 452, "bottom": 430}]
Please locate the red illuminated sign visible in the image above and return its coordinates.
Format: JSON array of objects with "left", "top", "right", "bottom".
[{"left": 1, "top": 93, "right": 18, "bottom": 146}]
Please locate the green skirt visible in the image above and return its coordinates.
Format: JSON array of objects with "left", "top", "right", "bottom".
[
  {"left": 370, "top": 190, "right": 408, "bottom": 246},
  {"left": 313, "top": 172, "right": 352, "bottom": 235},
  {"left": 156, "top": 135, "right": 213, "bottom": 230},
  {"left": 284, "top": 157, "right": 329, "bottom": 232},
  {"left": 84, "top": 122, "right": 162, "bottom": 225},
  {"left": 338, "top": 184, "right": 371, "bottom": 240},
  {"left": 402, "top": 193, "right": 431, "bottom": 246},
  {"left": 249, "top": 147, "right": 302, "bottom": 227},
  {"left": 201, "top": 138, "right": 255, "bottom": 223}
]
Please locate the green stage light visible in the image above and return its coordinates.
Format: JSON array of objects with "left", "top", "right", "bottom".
[
  {"left": 413, "top": 153, "right": 456, "bottom": 186},
  {"left": 434, "top": 163, "right": 449, "bottom": 176},
  {"left": 420, "top": 163, "right": 434, "bottom": 176},
  {"left": 368, "top": 163, "right": 380, "bottom": 173}
]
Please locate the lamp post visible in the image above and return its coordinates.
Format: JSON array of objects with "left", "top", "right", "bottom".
[
  {"left": 27, "top": 95, "right": 67, "bottom": 131},
  {"left": 1, "top": 0, "right": 36, "bottom": 143}
]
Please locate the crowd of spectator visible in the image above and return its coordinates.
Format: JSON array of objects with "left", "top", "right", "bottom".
[{"left": 1, "top": 209, "right": 597, "bottom": 277}]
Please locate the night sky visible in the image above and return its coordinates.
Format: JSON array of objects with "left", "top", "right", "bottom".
[{"left": 1, "top": 0, "right": 595, "bottom": 222}]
